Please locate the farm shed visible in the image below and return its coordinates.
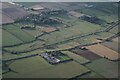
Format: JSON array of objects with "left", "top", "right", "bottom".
[{"left": 30, "top": 5, "right": 45, "bottom": 11}]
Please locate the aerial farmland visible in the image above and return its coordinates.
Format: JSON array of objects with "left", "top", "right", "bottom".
[{"left": 1, "top": 2, "right": 119, "bottom": 79}]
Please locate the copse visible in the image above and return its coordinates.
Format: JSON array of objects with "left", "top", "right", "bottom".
[{"left": 15, "top": 13, "right": 61, "bottom": 27}]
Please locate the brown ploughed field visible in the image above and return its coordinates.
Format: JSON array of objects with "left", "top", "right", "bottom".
[
  {"left": 86, "top": 44, "right": 119, "bottom": 61},
  {"left": 71, "top": 48, "right": 101, "bottom": 61}
]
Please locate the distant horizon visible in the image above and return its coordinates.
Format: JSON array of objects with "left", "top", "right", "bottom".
[{"left": 2, "top": 0, "right": 120, "bottom": 2}]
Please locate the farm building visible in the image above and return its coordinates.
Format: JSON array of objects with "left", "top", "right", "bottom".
[
  {"left": 40, "top": 51, "right": 72, "bottom": 64},
  {"left": 68, "top": 11, "right": 85, "bottom": 18},
  {"left": 41, "top": 53, "right": 60, "bottom": 64},
  {"left": 30, "top": 5, "right": 45, "bottom": 11}
]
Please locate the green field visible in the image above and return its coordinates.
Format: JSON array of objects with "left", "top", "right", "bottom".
[
  {"left": 2, "top": 2, "right": 119, "bottom": 78},
  {"left": 3, "top": 49, "right": 43, "bottom": 61},
  {"left": 75, "top": 37, "right": 93, "bottom": 45},
  {"left": 87, "top": 2, "right": 118, "bottom": 15},
  {"left": 57, "top": 41, "right": 80, "bottom": 50},
  {"left": 80, "top": 71, "right": 103, "bottom": 78},
  {"left": 3, "top": 56, "right": 90, "bottom": 78},
  {"left": 73, "top": 31, "right": 115, "bottom": 45},
  {"left": 79, "top": 5, "right": 118, "bottom": 23},
  {"left": 2, "top": 29, "right": 23, "bottom": 46},
  {"left": 16, "top": 23, "right": 44, "bottom": 37},
  {"left": 7, "top": 29, "right": 114, "bottom": 53},
  {"left": 15, "top": 2, "right": 41, "bottom": 7},
  {"left": 3, "top": 24, "right": 35, "bottom": 43},
  {"left": 4, "top": 40, "right": 45, "bottom": 52},
  {"left": 3, "top": 52, "right": 21, "bottom": 61},
  {"left": 58, "top": 55, "right": 71, "bottom": 61},
  {"left": 39, "top": 20, "right": 101, "bottom": 45},
  {"left": 51, "top": 14, "right": 77, "bottom": 26},
  {"left": 85, "top": 58, "right": 119, "bottom": 78},
  {"left": 22, "top": 29, "right": 43, "bottom": 37},
  {"left": 62, "top": 51, "right": 90, "bottom": 64},
  {"left": 109, "top": 26, "right": 118, "bottom": 34},
  {"left": 95, "top": 32, "right": 114, "bottom": 39}
]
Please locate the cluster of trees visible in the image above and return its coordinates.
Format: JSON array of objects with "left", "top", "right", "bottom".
[
  {"left": 16, "top": 13, "right": 61, "bottom": 27},
  {"left": 15, "top": 9, "right": 67, "bottom": 27},
  {"left": 80, "top": 15, "right": 106, "bottom": 25},
  {"left": 41, "top": 9, "right": 67, "bottom": 16}
]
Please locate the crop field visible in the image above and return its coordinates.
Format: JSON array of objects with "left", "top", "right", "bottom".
[
  {"left": 3, "top": 49, "right": 44, "bottom": 61},
  {"left": 85, "top": 58, "right": 119, "bottom": 78},
  {"left": 80, "top": 71, "right": 103, "bottom": 78},
  {"left": 50, "top": 13, "right": 78, "bottom": 26},
  {"left": 62, "top": 51, "right": 90, "bottom": 64},
  {"left": 109, "top": 25, "right": 118, "bottom": 34},
  {"left": 4, "top": 40, "right": 45, "bottom": 52},
  {"left": 95, "top": 32, "right": 114, "bottom": 39},
  {"left": 57, "top": 41, "right": 80, "bottom": 50},
  {"left": 73, "top": 31, "right": 115, "bottom": 45},
  {"left": 3, "top": 7, "right": 29, "bottom": 19},
  {"left": 2, "top": 2, "right": 29, "bottom": 20},
  {"left": 78, "top": 7, "right": 118, "bottom": 23},
  {"left": 39, "top": 2, "right": 88, "bottom": 11},
  {"left": 39, "top": 20, "right": 101, "bottom": 44},
  {"left": 102, "top": 41, "right": 119, "bottom": 53},
  {"left": 74, "top": 37, "right": 95, "bottom": 45},
  {"left": 2, "top": 2, "right": 119, "bottom": 78},
  {"left": 38, "top": 26, "right": 57, "bottom": 33},
  {"left": 71, "top": 48, "right": 101, "bottom": 61},
  {"left": 57, "top": 54, "right": 71, "bottom": 62},
  {"left": 15, "top": 2, "right": 41, "bottom": 7},
  {"left": 16, "top": 23, "right": 46, "bottom": 37},
  {"left": 2, "top": 13, "right": 14, "bottom": 24},
  {"left": 15, "top": 23, "right": 44, "bottom": 37},
  {"left": 3, "top": 52, "right": 22, "bottom": 61},
  {"left": 73, "top": 34, "right": 102, "bottom": 45},
  {"left": 87, "top": 2, "right": 118, "bottom": 14},
  {"left": 23, "top": 29, "right": 43, "bottom": 37},
  {"left": 3, "top": 24, "right": 35, "bottom": 43},
  {"left": 112, "top": 37, "right": 120, "bottom": 43},
  {"left": 3, "top": 56, "right": 90, "bottom": 78},
  {"left": 86, "top": 44, "right": 119, "bottom": 60},
  {"left": 36, "top": 3, "right": 70, "bottom": 11},
  {"left": 74, "top": 33, "right": 104, "bottom": 45},
  {"left": 2, "top": 29, "right": 23, "bottom": 46},
  {"left": 16, "top": 2, "right": 79, "bottom": 11}
]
